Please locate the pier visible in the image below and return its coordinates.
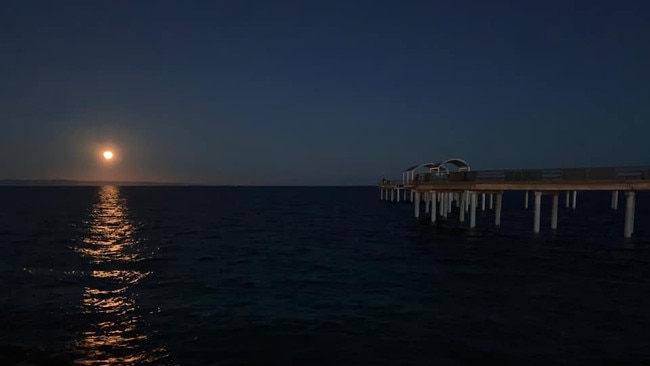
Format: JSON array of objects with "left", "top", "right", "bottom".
[{"left": 379, "top": 159, "right": 649, "bottom": 238}]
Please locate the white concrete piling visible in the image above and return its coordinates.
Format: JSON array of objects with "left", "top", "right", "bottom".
[
  {"left": 425, "top": 192, "right": 430, "bottom": 214},
  {"left": 534, "top": 192, "right": 542, "bottom": 233},
  {"left": 481, "top": 193, "right": 486, "bottom": 211},
  {"left": 495, "top": 193, "right": 502, "bottom": 227},
  {"left": 551, "top": 193, "right": 559, "bottom": 230},
  {"left": 470, "top": 192, "right": 477, "bottom": 229},
  {"left": 459, "top": 191, "right": 466, "bottom": 223},
  {"left": 565, "top": 191, "right": 570, "bottom": 208},
  {"left": 624, "top": 191, "right": 636, "bottom": 238},
  {"left": 431, "top": 192, "right": 437, "bottom": 223},
  {"left": 572, "top": 190, "right": 577, "bottom": 209},
  {"left": 440, "top": 193, "right": 447, "bottom": 219},
  {"left": 611, "top": 190, "right": 618, "bottom": 210},
  {"left": 489, "top": 194, "right": 494, "bottom": 210},
  {"left": 414, "top": 191, "right": 421, "bottom": 218},
  {"left": 525, "top": 191, "right": 529, "bottom": 209}
]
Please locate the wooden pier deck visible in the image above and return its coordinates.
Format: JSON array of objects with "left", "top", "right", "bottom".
[{"left": 379, "top": 166, "right": 649, "bottom": 238}]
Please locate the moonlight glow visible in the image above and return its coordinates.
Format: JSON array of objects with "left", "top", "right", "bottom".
[{"left": 103, "top": 151, "right": 114, "bottom": 160}]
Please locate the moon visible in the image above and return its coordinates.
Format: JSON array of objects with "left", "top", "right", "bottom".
[{"left": 103, "top": 151, "right": 114, "bottom": 160}]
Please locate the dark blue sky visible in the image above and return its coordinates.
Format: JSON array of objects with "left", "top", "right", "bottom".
[{"left": 2, "top": 0, "right": 649, "bottom": 184}]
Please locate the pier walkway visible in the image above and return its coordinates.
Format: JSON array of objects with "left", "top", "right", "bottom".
[{"left": 379, "top": 163, "right": 649, "bottom": 238}]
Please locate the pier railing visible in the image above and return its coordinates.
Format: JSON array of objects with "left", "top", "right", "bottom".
[{"left": 395, "top": 166, "right": 650, "bottom": 185}]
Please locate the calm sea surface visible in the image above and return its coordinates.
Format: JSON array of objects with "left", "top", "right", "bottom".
[{"left": 0, "top": 186, "right": 649, "bottom": 365}]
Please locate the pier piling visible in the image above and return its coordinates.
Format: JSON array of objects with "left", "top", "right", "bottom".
[
  {"left": 459, "top": 191, "right": 466, "bottom": 223},
  {"left": 495, "top": 193, "right": 502, "bottom": 227},
  {"left": 534, "top": 192, "right": 542, "bottom": 233},
  {"left": 470, "top": 192, "right": 477, "bottom": 229},
  {"left": 565, "top": 191, "right": 570, "bottom": 208},
  {"left": 431, "top": 192, "right": 437, "bottom": 223},
  {"left": 440, "top": 193, "right": 445, "bottom": 216},
  {"left": 624, "top": 191, "right": 636, "bottom": 238},
  {"left": 611, "top": 190, "right": 618, "bottom": 210},
  {"left": 481, "top": 193, "right": 486, "bottom": 211},
  {"left": 425, "top": 192, "right": 430, "bottom": 214},
  {"left": 572, "top": 191, "right": 577, "bottom": 209},
  {"left": 551, "top": 193, "right": 559, "bottom": 230},
  {"left": 525, "top": 191, "right": 529, "bottom": 209}
]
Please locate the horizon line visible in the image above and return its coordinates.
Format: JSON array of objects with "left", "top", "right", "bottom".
[{"left": 0, "top": 179, "right": 374, "bottom": 187}]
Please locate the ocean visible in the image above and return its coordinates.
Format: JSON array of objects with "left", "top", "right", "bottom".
[{"left": 0, "top": 186, "right": 649, "bottom": 365}]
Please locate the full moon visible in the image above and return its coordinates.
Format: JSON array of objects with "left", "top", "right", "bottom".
[{"left": 103, "top": 151, "right": 114, "bottom": 160}]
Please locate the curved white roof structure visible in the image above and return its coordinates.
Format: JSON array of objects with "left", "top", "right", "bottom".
[{"left": 402, "top": 158, "right": 471, "bottom": 183}]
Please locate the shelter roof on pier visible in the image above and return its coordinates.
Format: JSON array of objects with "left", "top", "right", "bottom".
[
  {"left": 404, "top": 163, "right": 437, "bottom": 172},
  {"left": 431, "top": 159, "right": 471, "bottom": 171},
  {"left": 404, "top": 159, "right": 470, "bottom": 172}
]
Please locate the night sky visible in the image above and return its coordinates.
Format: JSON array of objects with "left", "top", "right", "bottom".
[{"left": 2, "top": 0, "right": 649, "bottom": 185}]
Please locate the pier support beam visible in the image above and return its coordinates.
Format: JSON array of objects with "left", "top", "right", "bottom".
[
  {"left": 425, "top": 192, "right": 430, "bottom": 214},
  {"left": 565, "top": 191, "right": 570, "bottom": 208},
  {"left": 414, "top": 191, "right": 420, "bottom": 219},
  {"left": 489, "top": 194, "right": 494, "bottom": 210},
  {"left": 624, "top": 191, "right": 636, "bottom": 238},
  {"left": 447, "top": 193, "right": 453, "bottom": 214},
  {"left": 439, "top": 194, "right": 445, "bottom": 219},
  {"left": 525, "top": 191, "right": 529, "bottom": 209},
  {"left": 572, "top": 191, "right": 577, "bottom": 210},
  {"left": 391, "top": 189, "right": 394, "bottom": 202},
  {"left": 551, "top": 193, "right": 559, "bottom": 231},
  {"left": 495, "top": 193, "right": 502, "bottom": 227},
  {"left": 611, "top": 190, "right": 619, "bottom": 210},
  {"left": 440, "top": 193, "right": 445, "bottom": 215},
  {"left": 481, "top": 193, "right": 486, "bottom": 211},
  {"left": 403, "top": 188, "right": 407, "bottom": 201},
  {"left": 396, "top": 189, "right": 401, "bottom": 203},
  {"left": 431, "top": 192, "right": 437, "bottom": 223},
  {"left": 411, "top": 191, "right": 414, "bottom": 203},
  {"left": 459, "top": 191, "right": 466, "bottom": 223},
  {"left": 534, "top": 192, "right": 542, "bottom": 233},
  {"left": 470, "top": 192, "right": 477, "bottom": 229}
]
